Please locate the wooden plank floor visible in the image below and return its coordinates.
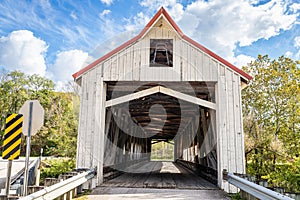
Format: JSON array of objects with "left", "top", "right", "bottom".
[
  {"left": 100, "top": 161, "right": 217, "bottom": 190},
  {"left": 88, "top": 187, "right": 230, "bottom": 200}
]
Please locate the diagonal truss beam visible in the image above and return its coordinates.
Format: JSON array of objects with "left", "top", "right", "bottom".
[
  {"left": 105, "top": 86, "right": 216, "bottom": 110},
  {"left": 159, "top": 87, "right": 216, "bottom": 110},
  {"left": 105, "top": 86, "right": 160, "bottom": 108}
]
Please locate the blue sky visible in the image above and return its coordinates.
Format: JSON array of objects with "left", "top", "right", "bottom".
[{"left": 0, "top": 0, "right": 299, "bottom": 85}]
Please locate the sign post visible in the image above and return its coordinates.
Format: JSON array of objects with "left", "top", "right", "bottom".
[
  {"left": 19, "top": 100, "right": 44, "bottom": 196},
  {"left": 5, "top": 160, "right": 12, "bottom": 198},
  {"left": 2, "top": 114, "right": 23, "bottom": 198},
  {"left": 23, "top": 101, "right": 33, "bottom": 197}
]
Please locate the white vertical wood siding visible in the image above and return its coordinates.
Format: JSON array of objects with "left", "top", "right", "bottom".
[
  {"left": 80, "top": 26, "right": 219, "bottom": 82},
  {"left": 76, "top": 67, "right": 107, "bottom": 186},
  {"left": 76, "top": 17, "right": 246, "bottom": 192},
  {"left": 216, "top": 64, "right": 245, "bottom": 193}
]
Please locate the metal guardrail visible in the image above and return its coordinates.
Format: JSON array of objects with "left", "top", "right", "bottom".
[
  {"left": 19, "top": 168, "right": 95, "bottom": 200},
  {"left": 10, "top": 158, "right": 39, "bottom": 185},
  {"left": 223, "top": 171, "right": 294, "bottom": 200}
]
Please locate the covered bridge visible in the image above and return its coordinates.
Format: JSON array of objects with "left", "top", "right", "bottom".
[{"left": 72, "top": 7, "right": 252, "bottom": 193}]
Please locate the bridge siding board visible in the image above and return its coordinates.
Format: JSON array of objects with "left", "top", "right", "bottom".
[
  {"left": 80, "top": 74, "right": 88, "bottom": 168},
  {"left": 83, "top": 73, "right": 93, "bottom": 167},
  {"left": 133, "top": 42, "right": 140, "bottom": 81},
  {"left": 227, "top": 69, "right": 238, "bottom": 193},
  {"left": 92, "top": 72, "right": 103, "bottom": 187},
  {"left": 76, "top": 74, "right": 85, "bottom": 168},
  {"left": 88, "top": 71, "right": 96, "bottom": 169},
  {"left": 98, "top": 80, "right": 107, "bottom": 184},
  {"left": 235, "top": 75, "right": 246, "bottom": 174},
  {"left": 217, "top": 65, "right": 229, "bottom": 192},
  {"left": 211, "top": 60, "right": 218, "bottom": 83},
  {"left": 215, "top": 66, "right": 245, "bottom": 193}
]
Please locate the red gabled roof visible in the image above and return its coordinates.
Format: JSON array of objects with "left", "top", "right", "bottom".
[{"left": 72, "top": 7, "right": 252, "bottom": 81}]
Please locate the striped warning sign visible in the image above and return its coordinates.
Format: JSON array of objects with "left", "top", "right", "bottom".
[{"left": 2, "top": 114, "right": 23, "bottom": 160}]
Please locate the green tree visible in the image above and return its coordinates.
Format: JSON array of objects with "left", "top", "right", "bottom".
[
  {"left": 242, "top": 55, "right": 300, "bottom": 191},
  {"left": 0, "top": 70, "right": 79, "bottom": 157}
]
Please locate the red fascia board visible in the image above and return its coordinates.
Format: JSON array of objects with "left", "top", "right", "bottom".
[{"left": 72, "top": 7, "right": 252, "bottom": 81}]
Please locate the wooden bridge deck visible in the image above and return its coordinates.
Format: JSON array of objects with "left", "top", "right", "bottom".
[
  {"left": 88, "top": 187, "right": 230, "bottom": 200},
  {"left": 100, "top": 161, "right": 217, "bottom": 190}
]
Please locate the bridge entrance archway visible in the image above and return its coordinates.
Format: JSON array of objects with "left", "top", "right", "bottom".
[
  {"left": 101, "top": 81, "right": 218, "bottom": 189},
  {"left": 74, "top": 8, "right": 250, "bottom": 193}
]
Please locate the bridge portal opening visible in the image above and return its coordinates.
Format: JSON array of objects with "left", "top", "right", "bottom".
[
  {"left": 102, "top": 81, "right": 218, "bottom": 189},
  {"left": 151, "top": 140, "right": 174, "bottom": 161}
]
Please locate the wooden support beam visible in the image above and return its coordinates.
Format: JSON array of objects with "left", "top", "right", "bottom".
[
  {"left": 159, "top": 87, "right": 216, "bottom": 110},
  {"left": 106, "top": 86, "right": 216, "bottom": 110},
  {"left": 200, "top": 108, "right": 208, "bottom": 161},
  {"left": 97, "top": 79, "right": 106, "bottom": 185},
  {"left": 110, "top": 110, "right": 120, "bottom": 165},
  {"left": 106, "top": 86, "right": 160, "bottom": 107}
]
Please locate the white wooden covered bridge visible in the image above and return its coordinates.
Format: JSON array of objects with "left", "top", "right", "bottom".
[{"left": 72, "top": 7, "right": 252, "bottom": 193}]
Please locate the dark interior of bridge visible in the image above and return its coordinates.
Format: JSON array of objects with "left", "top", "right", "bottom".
[{"left": 102, "top": 81, "right": 218, "bottom": 189}]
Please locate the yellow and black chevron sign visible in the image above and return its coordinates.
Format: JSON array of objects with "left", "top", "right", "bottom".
[{"left": 2, "top": 114, "right": 23, "bottom": 160}]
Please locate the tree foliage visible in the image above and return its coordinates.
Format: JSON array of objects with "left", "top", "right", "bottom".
[
  {"left": 242, "top": 55, "right": 300, "bottom": 191},
  {"left": 40, "top": 158, "right": 76, "bottom": 181},
  {"left": 0, "top": 70, "right": 79, "bottom": 157}
]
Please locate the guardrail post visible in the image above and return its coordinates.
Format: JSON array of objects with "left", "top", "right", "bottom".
[
  {"left": 222, "top": 169, "right": 228, "bottom": 180},
  {"left": 66, "top": 190, "right": 71, "bottom": 199}
]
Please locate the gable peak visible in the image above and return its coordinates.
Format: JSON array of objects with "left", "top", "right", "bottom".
[{"left": 143, "top": 7, "right": 184, "bottom": 37}]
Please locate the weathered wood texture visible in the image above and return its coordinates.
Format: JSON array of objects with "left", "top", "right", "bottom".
[
  {"left": 79, "top": 17, "right": 219, "bottom": 82},
  {"left": 216, "top": 65, "right": 245, "bottom": 193},
  {"left": 89, "top": 187, "right": 229, "bottom": 200},
  {"left": 76, "top": 14, "right": 246, "bottom": 193},
  {"left": 101, "top": 161, "right": 217, "bottom": 190},
  {"left": 76, "top": 68, "right": 107, "bottom": 186}
]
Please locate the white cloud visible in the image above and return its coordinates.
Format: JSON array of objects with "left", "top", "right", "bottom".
[
  {"left": 139, "top": 0, "right": 184, "bottom": 21},
  {"left": 100, "top": 0, "right": 113, "bottom": 6},
  {"left": 290, "top": 3, "right": 300, "bottom": 13},
  {"left": 100, "top": 9, "right": 111, "bottom": 17},
  {"left": 70, "top": 11, "right": 78, "bottom": 20},
  {"left": 178, "top": 0, "right": 298, "bottom": 61},
  {"left": 233, "top": 54, "right": 256, "bottom": 68},
  {"left": 0, "top": 30, "right": 47, "bottom": 76},
  {"left": 137, "top": 0, "right": 298, "bottom": 63},
  {"left": 295, "top": 50, "right": 300, "bottom": 60},
  {"left": 125, "top": 12, "right": 150, "bottom": 32},
  {"left": 49, "top": 49, "right": 88, "bottom": 81},
  {"left": 294, "top": 36, "right": 300, "bottom": 48},
  {"left": 285, "top": 51, "right": 293, "bottom": 58}
]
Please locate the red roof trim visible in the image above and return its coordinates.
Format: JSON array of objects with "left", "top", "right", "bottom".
[{"left": 72, "top": 7, "right": 252, "bottom": 81}]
